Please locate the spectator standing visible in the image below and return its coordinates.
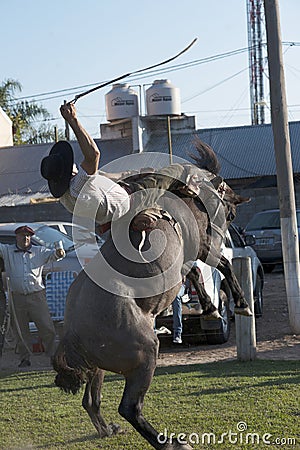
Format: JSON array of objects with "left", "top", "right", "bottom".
[
  {"left": 172, "top": 283, "right": 185, "bottom": 344},
  {"left": 0, "top": 225, "right": 65, "bottom": 368},
  {"left": 172, "top": 277, "right": 193, "bottom": 344}
]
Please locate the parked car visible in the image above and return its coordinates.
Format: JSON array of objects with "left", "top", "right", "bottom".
[
  {"left": 156, "top": 223, "right": 264, "bottom": 345},
  {"left": 36, "top": 221, "right": 105, "bottom": 247},
  {"left": 244, "top": 209, "right": 300, "bottom": 272},
  {"left": 0, "top": 222, "right": 100, "bottom": 274}
]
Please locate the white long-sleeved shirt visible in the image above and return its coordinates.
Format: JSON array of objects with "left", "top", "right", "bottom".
[
  {"left": 0, "top": 244, "right": 60, "bottom": 294},
  {"left": 60, "top": 166, "right": 130, "bottom": 225}
]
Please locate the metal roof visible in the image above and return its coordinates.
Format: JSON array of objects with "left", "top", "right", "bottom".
[
  {"left": 0, "top": 137, "right": 132, "bottom": 197},
  {"left": 0, "top": 120, "right": 300, "bottom": 207},
  {"left": 144, "top": 121, "right": 300, "bottom": 179}
]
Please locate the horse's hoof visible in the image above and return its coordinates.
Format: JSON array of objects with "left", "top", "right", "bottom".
[
  {"left": 234, "top": 306, "right": 253, "bottom": 317},
  {"left": 201, "top": 307, "right": 222, "bottom": 320},
  {"left": 108, "top": 422, "right": 123, "bottom": 436}
]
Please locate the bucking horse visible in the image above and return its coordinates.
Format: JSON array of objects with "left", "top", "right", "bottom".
[{"left": 53, "top": 139, "right": 250, "bottom": 450}]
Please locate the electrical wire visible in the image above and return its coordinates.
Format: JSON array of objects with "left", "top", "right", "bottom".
[
  {"left": 6, "top": 41, "right": 300, "bottom": 106},
  {"left": 4, "top": 45, "right": 262, "bottom": 105},
  {"left": 182, "top": 67, "right": 249, "bottom": 103}
]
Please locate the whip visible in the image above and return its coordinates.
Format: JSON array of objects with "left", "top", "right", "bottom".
[{"left": 70, "top": 38, "right": 197, "bottom": 104}]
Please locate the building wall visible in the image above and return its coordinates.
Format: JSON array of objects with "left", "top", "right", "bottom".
[
  {"left": 0, "top": 107, "right": 13, "bottom": 147},
  {"left": 1, "top": 183, "right": 300, "bottom": 231},
  {"left": 234, "top": 184, "right": 300, "bottom": 228},
  {"left": 0, "top": 202, "right": 72, "bottom": 224},
  {"left": 0, "top": 187, "right": 281, "bottom": 228}
]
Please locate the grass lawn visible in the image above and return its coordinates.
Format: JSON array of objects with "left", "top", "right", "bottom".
[{"left": 0, "top": 360, "right": 299, "bottom": 449}]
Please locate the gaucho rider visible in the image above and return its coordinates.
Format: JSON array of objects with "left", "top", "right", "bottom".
[{"left": 41, "top": 102, "right": 251, "bottom": 319}]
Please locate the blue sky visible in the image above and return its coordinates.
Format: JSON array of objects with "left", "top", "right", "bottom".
[{"left": 2, "top": 0, "right": 300, "bottom": 137}]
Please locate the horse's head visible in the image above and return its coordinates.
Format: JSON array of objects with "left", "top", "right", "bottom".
[{"left": 221, "top": 182, "right": 250, "bottom": 224}]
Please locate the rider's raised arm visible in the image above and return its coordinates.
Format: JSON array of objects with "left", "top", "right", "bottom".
[{"left": 60, "top": 103, "right": 100, "bottom": 175}]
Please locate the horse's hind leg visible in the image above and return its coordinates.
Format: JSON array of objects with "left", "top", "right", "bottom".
[
  {"left": 186, "top": 266, "right": 221, "bottom": 319},
  {"left": 118, "top": 350, "right": 192, "bottom": 450},
  {"left": 82, "top": 368, "right": 122, "bottom": 438},
  {"left": 217, "top": 255, "right": 252, "bottom": 316},
  {"left": 199, "top": 244, "right": 252, "bottom": 317}
]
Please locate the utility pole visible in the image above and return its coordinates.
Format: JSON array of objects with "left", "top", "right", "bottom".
[{"left": 264, "top": 0, "right": 300, "bottom": 333}]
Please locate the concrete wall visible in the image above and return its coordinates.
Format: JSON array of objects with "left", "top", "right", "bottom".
[
  {"left": 0, "top": 202, "right": 72, "bottom": 224},
  {"left": 234, "top": 184, "right": 300, "bottom": 228},
  {"left": 1, "top": 182, "right": 300, "bottom": 231}
]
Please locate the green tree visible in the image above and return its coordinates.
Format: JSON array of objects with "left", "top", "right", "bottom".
[{"left": 0, "top": 78, "right": 64, "bottom": 145}]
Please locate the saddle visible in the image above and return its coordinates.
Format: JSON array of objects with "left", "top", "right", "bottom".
[
  {"left": 97, "top": 165, "right": 225, "bottom": 236},
  {"left": 97, "top": 208, "right": 181, "bottom": 239}
]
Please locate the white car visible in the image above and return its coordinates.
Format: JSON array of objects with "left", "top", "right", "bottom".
[
  {"left": 36, "top": 221, "right": 105, "bottom": 247},
  {"left": 156, "top": 224, "right": 264, "bottom": 345}
]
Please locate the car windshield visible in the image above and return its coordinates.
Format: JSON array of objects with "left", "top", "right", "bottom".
[
  {"left": 33, "top": 225, "right": 76, "bottom": 251},
  {"left": 246, "top": 212, "right": 280, "bottom": 230},
  {"left": 246, "top": 211, "right": 300, "bottom": 231},
  {"left": 66, "top": 226, "right": 103, "bottom": 245}
]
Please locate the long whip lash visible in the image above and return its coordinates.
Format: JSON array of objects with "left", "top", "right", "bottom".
[{"left": 70, "top": 38, "right": 197, "bottom": 104}]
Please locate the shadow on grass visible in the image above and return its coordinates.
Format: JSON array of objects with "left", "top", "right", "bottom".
[
  {"left": 154, "top": 359, "right": 300, "bottom": 378},
  {"left": 0, "top": 370, "right": 56, "bottom": 393},
  {"left": 153, "top": 359, "right": 300, "bottom": 396},
  {"left": 1, "top": 360, "right": 299, "bottom": 396}
]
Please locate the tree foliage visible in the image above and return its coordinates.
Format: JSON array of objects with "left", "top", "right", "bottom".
[{"left": 0, "top": 78, "right": 64, "bottom": 145}]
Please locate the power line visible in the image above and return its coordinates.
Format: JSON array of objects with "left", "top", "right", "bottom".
[
  {"left": 182, "top": 67, "right": 249, "bottom": 103},
  {"left": 7, "top": 42, "right": 299, "bottom": 106},
  {"left": 9, "top": 43, "right": 298, "bottom": 105},
  {"left": 7, "top": 46, "right": 251, "bottom": 103},
  {"left": 5, "top": 42, "right": 299, "bottom": 114}
]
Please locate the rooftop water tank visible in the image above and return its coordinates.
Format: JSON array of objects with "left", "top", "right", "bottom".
[
  {"left": 105, "top": 83, "right": 139, "bottom": 121},
  {"left": 146, "top": 79, "right": 181, "bottom": 116}
]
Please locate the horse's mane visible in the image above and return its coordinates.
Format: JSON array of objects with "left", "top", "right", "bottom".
[{"left": 188, "top": 137, "right": 221, "bottom": 175}]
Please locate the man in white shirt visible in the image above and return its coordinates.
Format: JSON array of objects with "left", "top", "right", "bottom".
[
  {"left": 41, "top": 103, "right": 133, "bottom": 227},
  {"left": 0, "top": 225, "right": 65, "bottom": 368},
  {"left": 41, "top": 103, "right": 187, "bottom": 230}
]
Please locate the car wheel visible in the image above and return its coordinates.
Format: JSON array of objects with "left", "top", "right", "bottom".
[
  {"left": 205, "top": 290, "right": 230, "bottom": 345},
  {"left": 254, "top": 273, "right": 263, "bottom": 318}
]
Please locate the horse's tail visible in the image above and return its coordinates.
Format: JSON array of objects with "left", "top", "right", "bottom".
[
  {"left": 52, "top": 339, "right": 86, "bottom": 395},
  {"left": 189, "top": 136, "right": 221, "bottom": 175}
]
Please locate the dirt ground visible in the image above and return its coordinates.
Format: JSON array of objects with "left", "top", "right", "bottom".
[
  {"left": 0, "top": 267, "right": 299, "bottom": 373},
  {"left": 158, "top": 267, "right": 300, "bottom": 366}
]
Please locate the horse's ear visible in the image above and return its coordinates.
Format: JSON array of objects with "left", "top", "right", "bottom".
[
  {"left": 223, "top": 183, "right": 251, "bottom": 206},
  {"left": 234, "top": 195, "right": 251, "bottom": 206}
]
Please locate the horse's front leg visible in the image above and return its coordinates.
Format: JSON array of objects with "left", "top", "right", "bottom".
[
  {"left": 217, "top": 255, "right": 252, "bottom": 316},
  {"left": 82, "top": 368, "right": 122, "bottom": 438},
  {"left": 118, "top": 346, "right": 193, "bottom": 450},
  {"left": 186, "top": 267, "right": 221, "bottom": 320}
]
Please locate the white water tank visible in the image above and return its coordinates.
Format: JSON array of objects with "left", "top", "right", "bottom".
[
  {"left": 146, "top": 79, "right": 181, "bottom": 116},
  {"left": 105, "top": 83, "right": 139, "bottom": 121}
]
